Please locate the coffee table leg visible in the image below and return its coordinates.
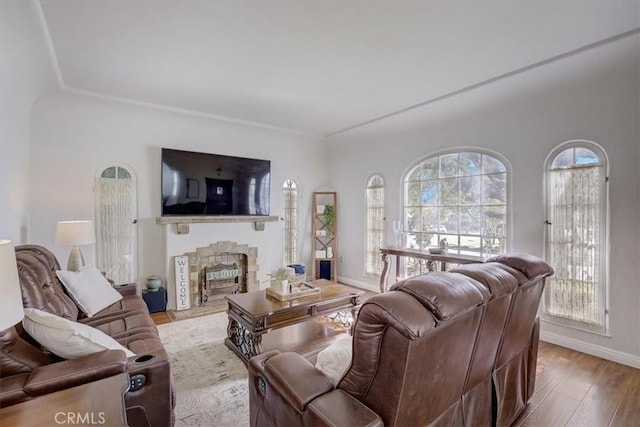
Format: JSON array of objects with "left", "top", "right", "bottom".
[{"left": 226, "top": 317, "right": 263, "bottom": 362}]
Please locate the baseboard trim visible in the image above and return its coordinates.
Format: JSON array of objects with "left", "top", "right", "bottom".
[
  {"left": 540, "top": 330, "right": 640, "bottom": 369},
  {"left": 336, "top": 276, "right": 380, "bottom": 294}
]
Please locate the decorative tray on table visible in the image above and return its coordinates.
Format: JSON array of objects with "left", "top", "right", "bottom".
[{"left": 266, "top": 282, "right": 321, "bottom": 301}]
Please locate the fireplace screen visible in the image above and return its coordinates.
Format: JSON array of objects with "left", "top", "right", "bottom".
[{"left": 199, "top": 263, "right": 244, "bottom": 304}]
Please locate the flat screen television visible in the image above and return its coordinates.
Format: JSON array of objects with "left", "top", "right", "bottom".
[{"left": 161, "top": 148, "right": 271, "bottom": 216}]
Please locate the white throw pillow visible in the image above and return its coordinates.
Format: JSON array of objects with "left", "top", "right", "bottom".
[
  {"left": 315, "top": 335, "right": 353, "bottom": 385},
  {"left": 22, "top": 308, "right": 135, "bottom": 359},
  {"left": 56, "top": 266, "right": 123, "bottom": 317}
]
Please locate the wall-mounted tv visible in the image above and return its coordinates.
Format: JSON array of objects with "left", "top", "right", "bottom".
[{"left": 161, "top": 148, "right": 271, "bottom": 216}]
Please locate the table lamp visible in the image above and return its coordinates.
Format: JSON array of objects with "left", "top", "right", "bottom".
[
  {"left": 0, "top": 240, "right": 24, "bottom": 331},
  {"left": 55, "top": 220, "right": 95, "bottom": 271}
]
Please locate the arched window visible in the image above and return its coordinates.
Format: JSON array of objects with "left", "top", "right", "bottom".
[
  {"left": 403, "top": 150, "right": 509, "bottom": 270},
  {"left": 94, "top": 164, "right": 137, "bottom": 285},
  {"left": 365, "top": 174, "right": 385, "bottom": 275},
  {"left": 282, "top": 179, "right": 298, "bottom": 265},
  {"left": 544, "top": 142, "right": 608, "bottom": 333}
]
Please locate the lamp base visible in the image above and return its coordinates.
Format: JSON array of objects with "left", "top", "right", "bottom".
[{"left": 67, "top": 246, "right": 86, "bottom": 271}]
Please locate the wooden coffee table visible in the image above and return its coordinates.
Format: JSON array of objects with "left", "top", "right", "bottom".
[{"left": 225, "top": 280, "right": 362, "bottom": 364}]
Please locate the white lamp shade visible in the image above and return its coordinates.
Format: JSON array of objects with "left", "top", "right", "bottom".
[
  {"left": 55, "top": 220, "right": 95, "bottom": 246},
  {"left": 0, "top": 240, "right": 25, "bottom": 330}
]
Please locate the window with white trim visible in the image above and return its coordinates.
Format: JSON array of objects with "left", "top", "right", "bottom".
[
  {"left": 543, "top": 142, "right": 608, "bottom": 333},
  {"left": 365, "top": 174, "right": 385, "bottom": 275},
  {"left": 403, "top": 151, "right": 509, "bottom": 270},
  {"left": 282, "top": 179, "right": 298, "bottom": 265}
]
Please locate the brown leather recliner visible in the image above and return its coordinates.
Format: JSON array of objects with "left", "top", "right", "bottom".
[
  {"left": 0, "top": 245, "right": 175, "bottom": 427},
  {"left": 248, "top": 253, "right": 553, "bottom": 426}
]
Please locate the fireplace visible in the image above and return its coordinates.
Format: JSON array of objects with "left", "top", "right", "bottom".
[{"left": 183, "top": 241, "right": 259, "bottom": 307}]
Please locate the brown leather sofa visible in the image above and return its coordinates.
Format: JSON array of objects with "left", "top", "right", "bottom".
[
  {"left": 0, "top": 245, "right": 175, "bottom": 427},
  {"left": 248, "top": 253, "right": 553, "bottom": 426}
]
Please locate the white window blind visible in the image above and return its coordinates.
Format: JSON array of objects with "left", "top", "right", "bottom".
[
  {"left": 544, "top": 144, "right": 608, "bottom": 333},
  {"left": 365, "top": 175, "right": 385, "bottom": 275},
  {"left": 282, "top": 179, "right": 298, "bottom": 265}
]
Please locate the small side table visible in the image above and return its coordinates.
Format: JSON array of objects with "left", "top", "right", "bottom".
[
  {"left": 0, "top": 373, "right": 129, "bottom": 426},
  {"left": 115, "top": 282, "right": 137, "bottom": 297},
  {"left": 142, "top": 287, "right": 167, "bottom": 313}
]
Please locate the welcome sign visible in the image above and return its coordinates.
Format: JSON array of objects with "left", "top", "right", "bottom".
[{"left": 174, "top": 255, "right": 191, "bottom": 310}]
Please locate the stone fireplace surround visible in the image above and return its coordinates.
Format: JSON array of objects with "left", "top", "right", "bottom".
[{"left": 184, "top": 241, "right": 259, "bottom": 307}]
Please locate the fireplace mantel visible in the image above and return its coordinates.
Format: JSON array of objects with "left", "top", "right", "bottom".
[{"left": 156, "top": 215, "right": 279, "bottom": 234}]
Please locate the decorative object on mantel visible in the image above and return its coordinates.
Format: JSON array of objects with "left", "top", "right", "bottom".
[
  {"left": 265, "top": 282, "right": 321, "bottom": 301},
  {"left": 156, "top": 215, "right": 279, "bottom": 235},
  {"left": 55, "top": 220, "right": 95, "bottom": 271}
]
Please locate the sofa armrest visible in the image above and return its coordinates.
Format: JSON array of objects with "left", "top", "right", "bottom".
[
  {"left": 302, "top": 389, "right": 383, "bottom": 427},
  {"left": 249, "top": 350, "right": 334, "bottom": 413},
  {"left": 24, "top": 350, "right": 128, "bottom": 397},
  {"left": 125, "top": 349, "right": 175, "bottom": 427},
  {"left": 114, "top": 283, "right": 137, "bottom": 297}
]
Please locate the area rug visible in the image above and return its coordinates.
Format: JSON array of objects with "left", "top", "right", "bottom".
[
  {"left": 157, "top": 312, "right": 249, "bottom": 427},
  {"left": 166, "top": 299, "right": 228, "bottom": 321}
]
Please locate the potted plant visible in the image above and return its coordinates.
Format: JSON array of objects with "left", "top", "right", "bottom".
[
  {"left": 323, "top": 204, "right": 335, "bottom": 234},
  {"left": 268, "top": 268, "right": 293, "bottom": 293}
]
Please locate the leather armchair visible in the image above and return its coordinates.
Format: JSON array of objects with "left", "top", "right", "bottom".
[{"left": 248, "top": 253, "right": 553, "bottom": 426}]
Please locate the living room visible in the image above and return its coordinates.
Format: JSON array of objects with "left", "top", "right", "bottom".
[{"left": 1, "top": 1, "right": 639, "bottom": 426}]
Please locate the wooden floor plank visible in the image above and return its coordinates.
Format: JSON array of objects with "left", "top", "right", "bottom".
[
  {"left": 552, "top": 352, "right": 606, "bottom": 401},
  {"left": 565, "top": 361, "right": 635, "bottom": 427},
  {"left": 518, "top": 392, "right": 581, "bottom": 427},
  {"left": 609, "top": 367, "right": 640, "bottom": 427},
  {"left": 515, "top": 345, "right": 595, "bottom": 425}
]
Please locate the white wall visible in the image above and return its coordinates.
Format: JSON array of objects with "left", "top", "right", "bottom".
[
  {"left": 328, "top": 34, "right": 640, "bottom": 362},
  {"left": 0, "top": 0, "right": 58, "bottom": 242},
  {"left": 29, "top": 92, "right": 327, "bottom": 307}
]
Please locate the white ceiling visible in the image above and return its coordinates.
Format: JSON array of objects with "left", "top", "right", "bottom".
[{"left": 39, "top": 1, "right": 639, "bottom": 137}]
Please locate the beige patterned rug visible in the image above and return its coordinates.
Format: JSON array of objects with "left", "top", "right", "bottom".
[{"left": 157, "top": 312, "right": 249, "bottom": 427}]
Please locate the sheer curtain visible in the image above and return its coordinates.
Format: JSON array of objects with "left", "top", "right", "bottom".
[
  {"left": 545, "top": 146, "right": 607, "bottom": 332},
  {"left": 282, "top": 179, "right": 298, "bottom": 265},
  {"left": 365, "top": 175, "right": 385, "bottom": 275},
  {"left": 95, "top": 166, "right": 136, "bottom": 285}
]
